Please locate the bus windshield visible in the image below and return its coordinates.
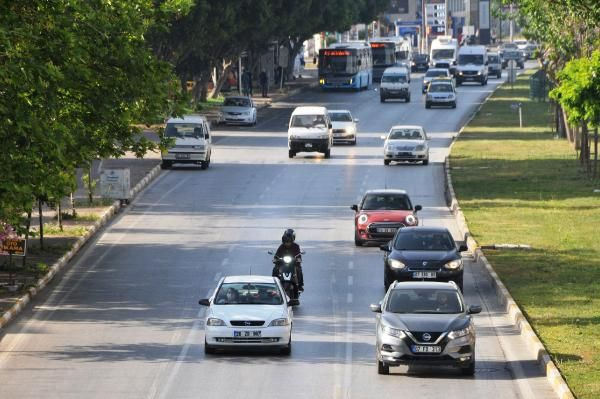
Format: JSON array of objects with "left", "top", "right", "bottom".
[
  {"left": 432, "top": 49, "right": 455, "bottom": 59},
  {"left": 371, "top": 46, "right": 395, "bottom": 66},
  {"left": 319, "top": 54, "right": 356, "bottom": 74}
]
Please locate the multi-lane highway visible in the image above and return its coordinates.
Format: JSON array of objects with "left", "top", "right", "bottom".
[{"left": 0, "top": 71, "right": 558, "bottom": 398}]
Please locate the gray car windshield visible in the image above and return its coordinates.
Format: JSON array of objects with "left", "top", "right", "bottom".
[
  {"left": 388, "top": 129, "right": 423, "bottom": 140},
  {"left": 329, "top": 112, "right": 353, "bottom": 122},
  {"left": 429, "top": 83, "right": 453, "bottom": 92},
  {"left": 291, "top": 114, "right": 327, "bottom": 128},
  {"left": 381, "top": 75, "right": 407, "bottom": 83},
  {"left": 165, "top": 123, "right": 204, "bottom": 138},
  {"left": 386, "top": 289, "right": 463, "bottom": 314},
  {"left": 394, "top": 230, "right": 455, "bottom": 251},
  {"left": 214, "top": 283, "right": 283, "bottom": 305},
  {"left": 361, "top": 194, "right": 412, "bottom": 210}
]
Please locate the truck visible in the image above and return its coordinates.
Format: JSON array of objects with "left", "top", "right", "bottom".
[{"left": 429, "top": 36, "right": 459, "bottom": 75}]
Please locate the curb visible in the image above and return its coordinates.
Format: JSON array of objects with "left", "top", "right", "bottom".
[
  {"left": 0, "top": 162, "right": 162, "bottom": 331},
  {"left": 443, "top": 80, "right": 575, "bottom": 398}
]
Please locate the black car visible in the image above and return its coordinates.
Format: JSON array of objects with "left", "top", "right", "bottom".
[
  {"left": 371, "top": 281, "right": 481, "bottom": 375},
  {"left": 411, "top": 54, "right": 429, "bottom": 72},
  {"left": 380, "top": 227, "right": 468, "bottom": 291}
]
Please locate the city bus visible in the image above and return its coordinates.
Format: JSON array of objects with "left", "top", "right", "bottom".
[
  {"left": 318, "top": 42, "right": 372, "bottom": 90},
  {"left": 370, "top": 37, "right": 413, "bottom": 82}
]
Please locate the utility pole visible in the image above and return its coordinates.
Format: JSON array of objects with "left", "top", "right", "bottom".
[{"left": 509, "top": 2, "right": 513, "bottom": 42}]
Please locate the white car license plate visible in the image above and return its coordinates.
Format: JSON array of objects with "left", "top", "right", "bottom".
[
  {"left": 413, "top": 271, "right": 437, "bottom": 278},
  {"left": 234, "top": 330, "right": 261, "bottom": 337},
  {"left": 412, "top": 345, "right": 441, "bottom": 353},
  {"left": 377, "top": 228, "right": 397, "bottom": 233},
  {"left": 305, "top": 143, "right": 313, "bottom": 148}
]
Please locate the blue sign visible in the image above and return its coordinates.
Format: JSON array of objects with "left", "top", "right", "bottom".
[{"left": 396, "top": 20, "right": 422, "bottom": 26}]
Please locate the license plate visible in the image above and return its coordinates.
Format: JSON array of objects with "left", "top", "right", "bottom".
[
  {"left": 413, "top": 271, "right": 437, "bottom": 278},
  {"left": 377, "top": 228, "right": 397, "bottom": 233},
  {"left": 234, "top": 330, "right": 261, "bottom": 337},
  {"left": 175, "top": 153, "right": 190, "bottom": 159},
  {"left": 412, "top": 345, "right": 441, "bottom": 353},
  {"left": 305, "top": 143, "right": 313, "bottom": 148}
]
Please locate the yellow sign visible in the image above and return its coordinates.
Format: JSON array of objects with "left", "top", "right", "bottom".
[{"left": 1, "top": 238, "right": 27, "bottom": 256}]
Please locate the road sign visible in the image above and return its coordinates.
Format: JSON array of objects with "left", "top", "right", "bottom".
[
  {"left": 100, "top": 169, "right": 131, "bottom": 200},
  {"left": 1, "top": 237, "right": 26, "bottom": 256}
]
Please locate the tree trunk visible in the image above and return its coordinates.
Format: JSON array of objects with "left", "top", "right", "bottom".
[
  {"left": 594, "top": 127, "right": 598, "bottom": 179},
  {"left": 211, "top": 60, "right": 234, "bottom": 99},
  {"left": 38, "top": 198, "right": 44, "bottom": 251},
  {"left": 562, "top": 108, "right": 576, "bottom": 146},
  {"left": 285, "top": 38, "right": 304, "bottom": 81},
  {"left": 57, "top": 201, "right": 63, "bottom": 232},
  {"left": 87, "top": 166, "right": 93, "bottom": 205},
  {"left": 70, "top": 192, "right": 77, "bottom": 218}
]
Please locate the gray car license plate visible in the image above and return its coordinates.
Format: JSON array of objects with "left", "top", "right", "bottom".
[
  {"left": 377, "top": 228, "right": 397, "bottom": 233},
  {"left": 234, "top": 330, "right": 261, "bottom": 337},
  {"left": 175, "top": 153, "right": 190, "bottom": 159},
  {"left": 412, "top": 345, "right": 441, "bottom": 353},
  {"left": 413, "top": 271, "right": 437, "bottom": 278}
]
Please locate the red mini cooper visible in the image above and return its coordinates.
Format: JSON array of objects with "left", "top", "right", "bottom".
[{"left": 351, "top": 189, "right": 422, "bottom": 246}]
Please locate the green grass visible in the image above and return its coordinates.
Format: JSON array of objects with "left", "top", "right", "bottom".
[
  {"left": 451, "top": 70, "right": 600, "bottom": 398},
  {"left": 194, "top": 96, "right": 225, "bottom": 111},
  {"left": 41, "top": 223, "right": 90, "bottom": 237}
]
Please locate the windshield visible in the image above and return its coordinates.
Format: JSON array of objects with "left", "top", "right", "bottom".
[
  {"left": 503, "top": 43, "right": 518, "bottom": 49},
  {"left": 388, "top": 128, "right": 424, "bottom": 140},
  {"left": 488, "top": 55, "right": 499, "bottom": 63},
  {"left": 429, "top": 83, "right": 453, "bottom": 92},
  {"left": 386, "top": 289, "right": 463, "bottom": 314},
  {"left": 381, "top": 74, "right": 407, "bottom": 83},
  {"left": 458, "top": 54, "right": 484, "bottom": 65},
  {"left": 291, "top": 114, "right": 327, "bottom": 128},
  {"left": 319, "top": 53, "right": 357, "bottom": 75},
  {"left": 165, "top": 123, "right": 205, "bottom": 139},
  {"left": 432, "top": 49, "right": 455, "bottom": 59},
  {"left": 361, "top": 194, "right": 412, "bottom": 211},
  {"left": 224, "top": 98, "right": 251, "bottom": 107},
  {"left": 414, "top": 54, "right": 427, "bottom": 61},
  {"left": 425, "top": 70, "right": 448, "bottom": 78},
  {"left": 393, "top": 230, "right": 455, "bottom": 251},
  {"left": 214, "top": 282, "right": 283, "bottom": 305},
  {"left": 329, "top": 112, "right": 353, "bottom": 122},
  {"left": 397, "top": 50, "right": 409, "bottom": 61},
  {"left": 372, "top": 47, "right": 394, "bottom": 66}
]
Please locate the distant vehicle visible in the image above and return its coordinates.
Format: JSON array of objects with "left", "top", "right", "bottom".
[
  {"left": 199, "top": 275, "right": 294, "bottom": 355},
  {"left": 523, "top": 43, "right": 538, "bottom": 59},
  {"left": 429, "top": 36, "right": 459, "bottom": 74},
  {"left": 487, "top": 52, "right": 502, "bottom": 78},
  {"left": 381, "top": 125, "right": 429, "bottom": 165},
  {"left": 220, "top": 96, "right": 257, "bottom": 126},
  {"left": 329, "top": 109, "right": 359, "bottom": 145},
  {"left": 379, "top": 66, "right": 411, "bottom": 103},
  {"left": 425, "top": 78, "right": 457, "bottom": 109},
  {"left": 501, "top": 50, "right": 525, "bottom": 69},
  {"left": 287, "top": 106, "right": 333, "bottom": 158},
  {"left": 411, "top": 53, "right": 429, "bottom": 72},
  {"left": 499, "top": 42, "right": 518, "bottom": 59},
  {"left": 161, "top": 115, "right": 212, "bottom": 170},
  {"left": 351, "top": 189, "right": 422, "bottom": 246},
  {"left": 456, "top": 45, "right": 488, "bottom": 86},
  {"left": 379, "top": 226, "right": 468, "bottom": 290},
  {"left": 514, "top": 39, "right": 528, "bottom": 50},
  {"left": 371, "top": 281, "right": 482, "bottom": 375},
  {"left": 318, "top": 42, "right": 372, "bottom": 90},
  {"left": 370, "top": 37, "right": 411, "bottom": 82},
  {"left": 422, "top": 68, "right": 451, "bottom": 93}
]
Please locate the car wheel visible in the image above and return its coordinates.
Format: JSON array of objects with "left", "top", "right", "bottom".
[
  {"left": 352, "top": 138, "right": 357, "bottom": 145},
  {"left": 384, "top": 159, "right": 391, "bottom": 166},
  {"left": 204, "top": 339, "right": 216, "bottom": 355},
  {"left": 288, "top": 150, "right": 295, "bottom": 158},
  {"left": 200, "top": 160, "right": 209, "bottom": 170},
  {"left": 377, "top": 360, "right": 390, "bottom": 375},
  {"left": 497, "top": 72, "right": 502, "bottom": 79},
  {"left": 324, "top": 149, "right": 331, "bottom": 159},
  {"left": 160, "top": 161, "right": 171, "bottom": 170},
  {"left": 380, "top": 96, "right": 385, "bottom": 103},
  {"left": 451, "top": 101, "right": 456, "bottom": 109},
  {"left": 281, "top": 337, "right": 292, "bottom": 355},
  {"left": 354, "top": 231, "right": 364, "bottom": 246},
  {"left": 406, "top": 95, "right": 411, "bottom": 103},
  {"left": 461, "top": 359, "right": 476, "bottom": 376},
  {"left": 384, "top": 271, "right": 392, "bottom": 291},
  {"left": 425, "top": 102, "right": 431, "bottom": 109},
  {"left": 456, "top": 80, "right": 461, "bottom": 86},
  {"left": 423, "top": 158, "right": 429, "bottom": 165}
]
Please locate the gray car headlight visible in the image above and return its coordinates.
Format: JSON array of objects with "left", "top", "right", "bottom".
[
  {"left": 444, "top": 259, "right": 463, "bottom": 270},
  {"left": 448, "top": 325, "right": 473, "bottom": 340},
  {"left": 415, "top": 145, "right": 425, "bottom": 151},
  {"left": 206, "top": 317, "right": 225, "bottom": 326},
  {"left": 382, "top": 325, "right": 406, "bottom": 339},
  {"left": 269, "top": 318, "right": 290, "bottom": 327},
  {"left": 389, "top": 259, "right": 406, "bottom": 269}
]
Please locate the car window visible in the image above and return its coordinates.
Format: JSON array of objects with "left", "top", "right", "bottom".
[
  {"left": 488, "top": 55, "right": 499, "bottom": 63},
  {"left": 291, "top": 114, "right": 327, "bottom": 128},
  {"left": 386, "top": 289, "right": 463, "bottom": 314},
  {"left": 224, "top": 98, "right": 251, "bottom": 107},
  {"left": 381, "top": 74, "right": 407, "bottom": 83},
  {"left": 361, "top": 194, "right": 412, "bottom": 210},
  {"left": 165, "top": 123, "right": 205, "bottom": 139},
  {"left": 393, "top": 230, "right": 455, "bottom": 251},
  {"left": 429, "top": 83, "right": 453, "bottom": 92},
  {"left": 425, "top": 70, "right": 448, "bottom": 78},
  {"left": 214, "top": 282, "right": 283, "bottom": 305},
  {"left": 329, "top": 112, "right": 353, "bottom": 122},
  {"left": 388, "top": 129, "right": 424, "bottom": 140}
]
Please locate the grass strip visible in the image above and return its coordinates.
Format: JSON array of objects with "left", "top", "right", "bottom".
[{"left": 451, "top": 69, "right": 600, "bottom": 398}]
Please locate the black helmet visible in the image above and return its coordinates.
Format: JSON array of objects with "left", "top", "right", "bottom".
[{"left": 282, "top": 228, "right": 295, "bottom": 243}]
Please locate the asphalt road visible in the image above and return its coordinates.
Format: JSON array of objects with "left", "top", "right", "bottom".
[{"left": 0, "top": 67, "right": 557, "bottom": 398}]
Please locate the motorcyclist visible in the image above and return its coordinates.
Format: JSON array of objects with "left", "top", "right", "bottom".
[{"left": 272, "top": 229, "right": 304, "bottom": 291}]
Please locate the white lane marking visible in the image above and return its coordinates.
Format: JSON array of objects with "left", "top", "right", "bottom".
[
  {"left": 348, "top": 261, "right": 354, "bottom": 270},
  {"left": 343, "top": 311, "right": 353, "bottom": 397},
  {"left": 347, "top": 293, "right": 353, "bottom": 304},
  {"left": 347, "top": 275, "right": 353, "bottom": 286},
  {"left": 221, "top": 258, "right": 229, "bottom": 267}
]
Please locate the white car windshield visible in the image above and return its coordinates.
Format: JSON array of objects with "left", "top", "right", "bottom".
[
  {"left": 329, "top": 112, "right": 353, "bottom": 122},
  {"left": 388, "top": 129, "right": 424, "bottom": 140},
  {"left": 214, "top": 282, "right": 283, "bottom": 305},
  {"left": 381, "top": 75, "right": 407, "bottom": 83},
  {"left": 386, "top": 289, "right": 463, "bottom": 314},
  {"left": 165, "top": 123, "right": 205, "bottom": 138},
  {"left": 291, "top": 115, "right": 327, "bottom": 128},
  {"left": 224, "top": 98, "right": 251, "bottom": 107}
]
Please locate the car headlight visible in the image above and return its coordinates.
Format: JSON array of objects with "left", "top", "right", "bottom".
[
  {"left": 382, "top": 325, "right": 406, "bottom": 338},
  {"left": 448, "top": 325, "right": 473, "bottom": 340},
  {"left": 405, "top": 214, "right": 417, "bottom": 226},
  {"left": 283, "top": 255, "right": 293, "bottom": 263},
  {"left": 243, "top": 111, "right": 250, "bottom": 115},
  {"left": 206, "top": 318, "right": 225, "bottom": 326},
  {"left": 477, "top": 71, "right": 482, "bottom": 75},
  {"left": 415, "top": 145, "right": 425, "bottom": 151},
  {"left": 319, "top": 78, "right": 325, "bottom": 85},
  {"left": 388, "top": 259, "right": 406, "bottom": 269},
  {"left": 358, "top": 214, "right": 368, "bottom": 224},
  {"left": 269, "top": 318, "right": 290, "bottom": 327},
  {"left": 349, "top": 78, "right": 354, "bottom": 84},
  {"left": 444, "top": 259, "right": 463, "bottom": 270},
  {"left": 458, "top": 71, "right": 464, "bottom": 75}
]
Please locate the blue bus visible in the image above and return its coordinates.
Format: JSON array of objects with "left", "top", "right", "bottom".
[
  {"left": 318, "top": 42, "right": 372, "bottom": 90},
  {"left": 370, "top": 37, "right": 412, "bottom": 82}
]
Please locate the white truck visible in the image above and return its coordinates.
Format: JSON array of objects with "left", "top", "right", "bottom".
[
  {"left": 161, "top": 115, "right": 212, "bottom": 170},
  {"left": 287, "top": 106, "right": 333, "bottom": 159},
  {"left": 429, "top": 36, "right": 459, "bottom": 75}
]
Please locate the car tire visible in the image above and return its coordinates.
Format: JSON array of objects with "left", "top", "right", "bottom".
[
  {"left": 324, "top": 149, "right": 331, "bottom": 159},
  {"left": 354, "top": 231, "right": 364, "bottom": 246},
  {"left": 288, "top": 150, "right": 295, "bottom": 158},
  {"left": 200, "top": 160, "right": 209, "bottom": 170},
  {"left": 281, "top": 337, "right": 292, "bottom": 355},
  {"left": 204, "top": 340, "right": 216, "bottom": 355},
  {"left": 461, "top": 359, "right": 476, "bottom": 376},
  {"left": 377, "top": 359, "right": 390, "bottom": 375},
  {"left": 425, "top": 102, "right": 431, "bottom": 109},
  {"left": 456, "top": 80, "right": 462, "bottom": 86},
  {"left": 380, "top": 96, "right": 385, "bottom": 103},
  {"left": 451, "top": 101, "right": 456, "bottom": 109},
  {"left": 423, "top": 158, "right": 429, "bottom": 165},
  {"left": 406, "top": 95, "right": 411, "bottom": 103},
  {"left": 384, "top": 159, "right": 391, "bottom": 166},
  {"left": 456, "top": 275, "right": 464, "bottom": 292},
  {"left": 497, "top": 72, "right": 502, "bottom": 79},
  {"left": 160, "top": 161, "right": 171, "bottom": 170},
  {"left": 352, "top": 138, "right": 357, "bottom": 145},
  {"left": 384, "top": 271, "right": 392, "bottom": 291}
]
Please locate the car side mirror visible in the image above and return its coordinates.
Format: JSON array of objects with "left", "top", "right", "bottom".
[
  {"left": 458, "top": 244, "right": 468, "bottom": 252},
  {"left": 370, "top": 303, "right": 382, "bottom": 313},
  {"left": 300, "top": 250, "right": 306, "bottom": 255},
  {"left": 379, "top": 244, "right": 391, "bottom": 252},
  {"left": 414, "top": 205, "right": 422, "bottom": 212},
  {"left": 267, "top": 250, "right": 274, "bottom": 255},
  {"left": 205, "top": 133, "right": 210, "bottom": 140},
  {"left": 288, "top": 299, "right": 300, "bottom": 306},
  {"left": 354, "top": 118, "right": 360, "bottom": 123},
  {"left": 351, "top": 204, "right": 358, "bottom": 212},
  {"left": 329, "top": 123, "right": 333, "bottom": 129},
  {"left": 468, "top": 305, "right": 482, "bottom": 314},
  {"left": 199, "top": 298, "right": 210, "bottom": 306}
]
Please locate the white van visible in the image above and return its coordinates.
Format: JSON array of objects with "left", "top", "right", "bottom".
[
  {"left": 429, "top": 36, "right": 459, "bottom": 74},
  {"left": 379, "top": 66, "right": 411, "bottom": 103},
  {"left": 288, "top": 106, "right": 333, "bottom": 158},
  {"left": 161, "top": 115, "right": 212, "bottom": 169},
  {"left": 456, "top": 45, "right": 488, "bottom": 86}
]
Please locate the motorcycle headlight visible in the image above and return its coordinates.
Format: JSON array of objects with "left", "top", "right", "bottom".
[
  {"left": 448, "top": 325, "right": 472, "bottom": 340},
  {"left": 283, "top": 255, "right": 293, "bottom": 264},
  {"left": 405, "top": 214, "right": 417, "bottom": 226},
  {"left": 269, "top": 318, "right": 290, "bottom": 327},
  {"left": 382, "top": 325, "right": 406, "bottom": 338},
  {"left": 444, "top": 259, "right": 463, "bottom": 270},
  {"left": 206, "top": 318, "right": 225, "bottom": 326},
  {"left": 388, "top": 259, "right": 406, "bottom": 269}
]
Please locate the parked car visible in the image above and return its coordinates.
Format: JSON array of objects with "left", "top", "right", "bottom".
[
  {"left": 381, "top": 125, "right": 429, "bottom": 165},
  {"left": 371, "top": 281, "right": 482, "bottom": 375},
  {"left": 422, "top": 68, "right": 451, "bottom": 93},
  {"left": 329, "top": 109, "right": 358, "bottom": 145},
  {"left": 199, "top": 275, "right": 296, "bottom": 355},
  {"left": 351, "top": 189, "right": 422, "bottom": 246},
  {"left": 161, "top": 115, "right": 212, "bottom": 170},
  {"left": 411, "top": 53, "right": 430, "bottom": 72},
  {"left": 379, "top": 226, "right": 468, "bottom": 290},
  {"left": 425, "top": 78, "right": 457, "bottom": 109},
  {"left": 220, "top": 96, "right": 257, "bottom": 126}
]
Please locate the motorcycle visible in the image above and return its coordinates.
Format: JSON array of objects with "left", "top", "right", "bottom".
[{"left": 268, "top": 250, "right": 304, "bottom": 305}]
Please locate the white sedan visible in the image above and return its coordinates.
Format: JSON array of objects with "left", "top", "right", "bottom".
[
  {"left": 381, "top": 125, "right": 430, "bottom": 165},
  {"left": 199, "top": 275, "right": 295, "bottom": 354},
  {"left": 219, "top": 96, "right": 257, "bottom": 126},
  {"left": 329, "top": 109, "right": 359, "bottom": 145}
]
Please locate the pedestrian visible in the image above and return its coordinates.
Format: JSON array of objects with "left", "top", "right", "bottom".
[
  {"left": 259, "top": 69, "right": 268, "bottom": 98},
  {"left": 247, "top": 69, "right": 253, "bottom": 96},
  {"left": 241, "top": 68, "right": 250, "bottom": 96},
  {"left": 313, "top": 55, "right": 317, "bottom": 65}
]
